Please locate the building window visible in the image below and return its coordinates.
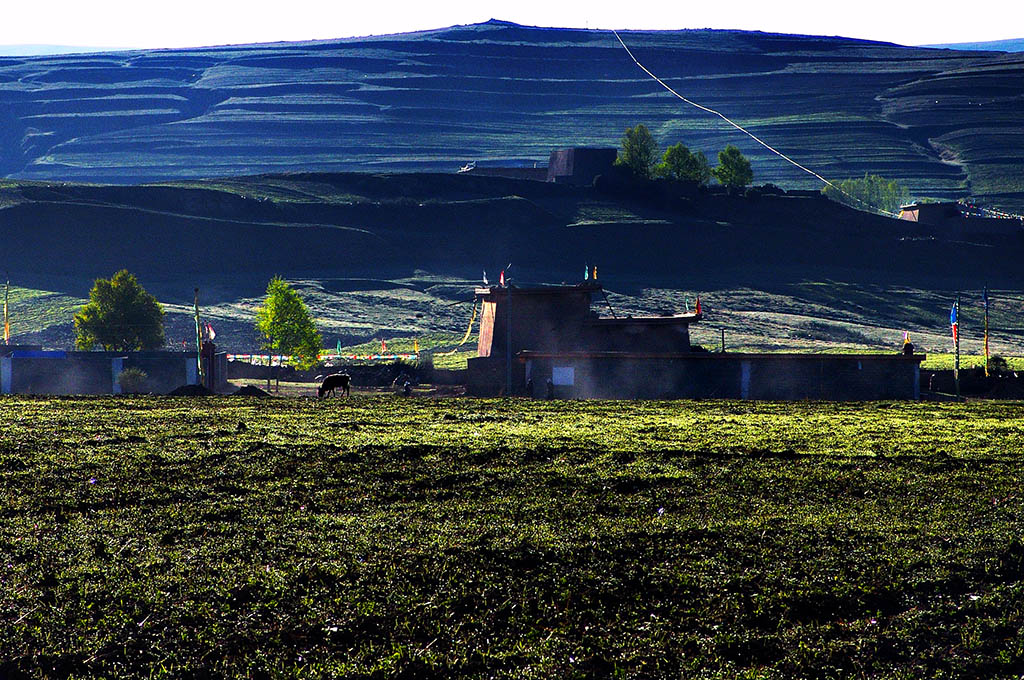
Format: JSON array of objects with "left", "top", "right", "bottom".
[{"left": 552, "top": 366, "right": 575, "bottom": 386}]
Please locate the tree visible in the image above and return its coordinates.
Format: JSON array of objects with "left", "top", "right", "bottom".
[
  {"left": 712, "top": 145, "right": 754, "bottom": 188},
  {"left": 255, "top": 276, "right": 322, "bottom": 371},
  {"left": 74, "top": 270, "right": 165, "bottom": 351},
  {"left": 614, "top": 124, "right": 659, "bottom": 179},
  {"left": 822, "top": 174, "right": 910, "bottom": 215},
  {"left": 654, "top": 142, "right": 711, "bottom": 184}
]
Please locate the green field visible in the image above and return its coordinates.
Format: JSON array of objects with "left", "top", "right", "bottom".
[{"left": 3, "top": 396, "right": 1024, "bottom": 678}]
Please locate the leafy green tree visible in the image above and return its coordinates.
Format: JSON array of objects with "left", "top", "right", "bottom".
[
  {"left": 712, "top": 145, "right": 754, "bottom": 188},
  {"left": 74, "top": 270, "right": 165, "bottom": 351},
  {"left": 614, "top": 124, "right": 659, "bottom": 179},
  {"left": 822, "top": 174, "right": 910, "bottom": 215},
  {"left": 255, "top": 276, "right": 322, "bottom": 371},
  {"left": 654, "top": 142, "right": 711, "bottom": 184}
]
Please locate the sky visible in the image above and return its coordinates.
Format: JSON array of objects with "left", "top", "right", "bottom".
[{"left": 0, "top": 0, "right": 1018, "bottom": 50}]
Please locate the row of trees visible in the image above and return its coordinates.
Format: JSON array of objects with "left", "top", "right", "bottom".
[
  {"left": 74, "top": 271, "right": 322, "bottom": 369},
  {"left": 615, "top": 124, "right": 754, "bottom": 188},
  {"left": 822, "top": 173, "right": 910, "bottom": 215}
]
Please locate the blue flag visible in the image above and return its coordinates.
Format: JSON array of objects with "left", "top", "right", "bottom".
[{"left": 950, "top": 301, "right": 957, "bottom": 326}]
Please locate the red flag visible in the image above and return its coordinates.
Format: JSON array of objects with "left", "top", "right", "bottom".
[
  {"left": 695, "top": 296, "right": 702, "bottom": 316},
  {"left": 499, "top": 270, "right": 505, "bottom": 286},
  {"left": 381, "top": 339, "right": 388, "bottom": 353}
]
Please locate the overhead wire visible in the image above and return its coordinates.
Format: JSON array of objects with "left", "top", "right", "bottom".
[{"left": 611, "top": 30, "right": 902, "bottom": 219}]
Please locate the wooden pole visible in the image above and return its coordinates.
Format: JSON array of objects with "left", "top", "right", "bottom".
[
  {"left": 954, "top": 294, "right": 960, "bottom": 399},
  {"left": 984, "top": 286, "right": 990, "bottom": 377},
  {"left": 506, "top": 287, "right": 512, "bottom": 396},
  {"left": 194, "top": 288, "right": 204, "bottom": 384}
]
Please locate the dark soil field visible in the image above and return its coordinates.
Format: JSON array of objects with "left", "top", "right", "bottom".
[{"left": 3, "top": 396, "right": 1024, "bottom": 678}]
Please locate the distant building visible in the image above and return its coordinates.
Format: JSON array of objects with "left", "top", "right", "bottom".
[
  {"left": 899, "top": 201, "right": 1022, "bottom": 238},
  {"left": 466, "top": 282, "right": 923, "bottom": 400},
  {"left": 547, "top": 148, "right": 617, "bottom": 185}
]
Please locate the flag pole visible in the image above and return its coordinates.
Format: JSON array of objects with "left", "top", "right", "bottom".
[{"left": 954, "top": 294, "right": 960, "bottom": 399}]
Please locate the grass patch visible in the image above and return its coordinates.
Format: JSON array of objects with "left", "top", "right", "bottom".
[
  {"left": 3, "top": 397, "right": 1024, "bottom": 678},
  {"left": 920, "top": 353, "right": 1024, "bottom": 371}
]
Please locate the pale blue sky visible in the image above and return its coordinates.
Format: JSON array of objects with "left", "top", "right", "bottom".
[{"left": 1, "top": 0, "right": 1018, "bottom": 50}]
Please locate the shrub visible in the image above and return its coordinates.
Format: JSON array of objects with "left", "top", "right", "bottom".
[{"left": 117, "top": 367, "right": 149, "bottom": 394}]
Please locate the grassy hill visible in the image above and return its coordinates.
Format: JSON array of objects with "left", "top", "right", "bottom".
[
  {"left": 0, "top": 21, "right": 1022, "bottom": 212},
  {"left": 2, "top": 172, "right": 1024, "bottom": 357}
]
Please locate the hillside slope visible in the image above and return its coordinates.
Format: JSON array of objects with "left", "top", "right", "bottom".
[
  {"left": 2, "top": 173, "right": 1023, "bottom": 355},
  {"left": 0, "top": 21, "right": 1021, "bottom": 211}
]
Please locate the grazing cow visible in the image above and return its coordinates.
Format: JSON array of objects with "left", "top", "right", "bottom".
[{"left": 318, "top": 373, "right": 351, "bottom": 398}]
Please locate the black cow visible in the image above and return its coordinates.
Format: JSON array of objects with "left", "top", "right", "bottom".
[{"left": 318, "top": 373, "right": 351, "bottom": 398}]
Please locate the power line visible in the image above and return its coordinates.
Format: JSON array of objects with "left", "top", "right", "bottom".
[{"left": 610, "top": 30, "right": 901, "bottom": 219}]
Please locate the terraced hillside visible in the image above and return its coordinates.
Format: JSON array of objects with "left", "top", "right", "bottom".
[{"left": 0, "top": 21, "right": 1022, "bottom": 212}]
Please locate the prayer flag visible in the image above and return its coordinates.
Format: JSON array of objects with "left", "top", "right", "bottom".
[
  {"left": 499, "top": 270, "right": 505, "bottom": 287},
  {"left": 592, "top": 265, "right": 597, "bottom": 281},
  {"left": 696, "top": 296, "right": 702, "bottom": 316},
  {"left": 584, "top": 264, "right": 589, "bottom": 281},
  {"left": 950, "top": 300, "right": 958, "bottom": 345}
]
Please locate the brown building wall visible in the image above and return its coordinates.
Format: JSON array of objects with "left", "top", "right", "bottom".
[
  {"left": 547, "top": 148, "right": 617, "bottom": 185},
  {"left": 476, "top": 287, "right": 595, "bottom": 359},
  {"left": 583, "top": 321, "right": 692, "bottom": 353}
]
